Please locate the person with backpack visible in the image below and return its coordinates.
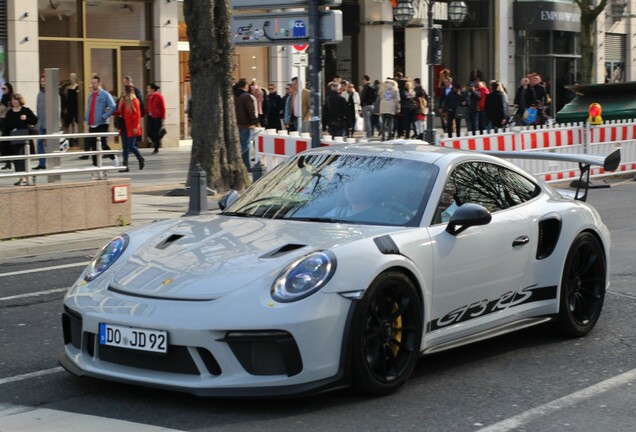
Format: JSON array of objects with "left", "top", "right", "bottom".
[
  {"left": 401, "top": 81, "right": 418, "bottom": 139},
  {"left": 379, "top": 79, "right": 400, "bottom": 141},
  {"left": 413, "top": 87, "right": 429, "bottom": 140}
]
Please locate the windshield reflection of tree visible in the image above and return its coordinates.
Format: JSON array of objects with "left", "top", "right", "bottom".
[{"left": 233, "top": 154, "right": 400, "bottom": 219}]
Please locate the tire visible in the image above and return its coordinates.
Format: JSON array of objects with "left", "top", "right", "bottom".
[
  {"left": 554, "top": 232, "right": 606, "bottom": 337},
  {"left": 351, "top": 271, "right": 423, "bottom": 395}
]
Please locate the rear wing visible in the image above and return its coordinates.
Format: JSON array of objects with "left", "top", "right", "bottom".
[{"left": 481, "top": 149, "right": 621, "bottom": 202}]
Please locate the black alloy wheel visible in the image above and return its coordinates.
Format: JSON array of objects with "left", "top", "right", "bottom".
[
  {"left": 555, "top": 232, "right": 606, "bottom": 337},
  {"left": 351, "top": 271, "right": 423, "bottom": 395}
]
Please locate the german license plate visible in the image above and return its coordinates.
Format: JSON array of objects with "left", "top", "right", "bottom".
[{"left": 99, "top": 323, "right": 168, "bottom": 354}]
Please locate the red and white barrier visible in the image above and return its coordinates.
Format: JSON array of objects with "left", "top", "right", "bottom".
[
  {"left": 253, "top": 120, "right": 636, "bottom": 183},
  {"left": 255, "top": 129, "right": 355, "bottom": 170}
]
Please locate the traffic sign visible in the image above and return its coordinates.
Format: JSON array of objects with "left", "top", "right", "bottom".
[
  {"left": 231, "top": 10, "right": 342, "bottom": 46},
  {"left": 292, "top": 53, "right": 308, "bottom": 67},
  {"left": 293, "top": 44, "right": 308, "bottom": 52}
]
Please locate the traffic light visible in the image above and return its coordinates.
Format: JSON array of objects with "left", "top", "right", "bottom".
[
  {"left": 588, "top": 103, "right": 603, "bottom": 125},
  {"left": 427, "top": 28, "right": 442, "bottom": 65}
]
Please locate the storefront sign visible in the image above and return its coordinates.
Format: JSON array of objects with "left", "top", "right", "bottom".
[{"left": 514, "top": 1, "right": 581, "bottom": 32}]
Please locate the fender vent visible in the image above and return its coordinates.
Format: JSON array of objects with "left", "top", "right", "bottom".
[
  {"left": 156, "top": 234, "right": 184, "bottom": 250},
  {"left": 374, "top": 235, "right": 400, "bottom": 255},
  {"left": 537, "top": 218, "right": 561, "bottom": 260}
]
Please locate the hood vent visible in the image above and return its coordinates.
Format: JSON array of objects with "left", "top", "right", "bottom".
[
  {"left": 156, "top": 234, "right": 185, "bottom": 250},
  {"left": 261, "top": 244, "right": 307, "bottom": 258}
]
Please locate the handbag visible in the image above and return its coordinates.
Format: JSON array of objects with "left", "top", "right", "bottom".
[
  {"left": 354, "top": 116, "right": 364, "bottom": 132},
  {"left": 159, "top": 127, "right": 167, "bottom": 138},
  {"left": 455, "top": 106, "right": 468, "bottom": 119}
]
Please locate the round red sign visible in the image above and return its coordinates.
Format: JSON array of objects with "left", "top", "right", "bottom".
[{"left": 293, "top": 44, "right": 308, "bottom": 52}]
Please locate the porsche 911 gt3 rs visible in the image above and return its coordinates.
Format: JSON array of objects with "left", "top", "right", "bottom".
[{"left": 60, "top": 143, "right": 620, "bottom": 396}]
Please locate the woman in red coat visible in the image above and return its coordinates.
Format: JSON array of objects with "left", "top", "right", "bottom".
[{"left": 115, "top": 85, "right": 144, "bottom": 171}]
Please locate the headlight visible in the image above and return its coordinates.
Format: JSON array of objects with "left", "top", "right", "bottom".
[
  {"left": 84, "top": 235, "right": 129, "bottom": 281},
  {"left": 271, "top": 251, "right": 337, "bottom": 302}
]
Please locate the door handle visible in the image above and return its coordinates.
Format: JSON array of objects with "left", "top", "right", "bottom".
[{"left": 512, "top": 236, "right": 530, "bottom": 247}]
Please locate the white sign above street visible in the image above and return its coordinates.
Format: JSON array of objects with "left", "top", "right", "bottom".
[{"left": 231, "top": 10, "right": 342, "bottom": 46}]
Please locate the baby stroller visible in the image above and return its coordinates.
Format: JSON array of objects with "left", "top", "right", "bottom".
[{"left": 504, "top": 105, "right": 518, "bottom": 130}]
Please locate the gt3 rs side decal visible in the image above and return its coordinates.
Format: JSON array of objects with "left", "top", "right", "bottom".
[{"left": 428, "top": 285, "right": 557, "bottom": 332}]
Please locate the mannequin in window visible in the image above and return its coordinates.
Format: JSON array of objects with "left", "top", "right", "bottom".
[{"left": 63, "top": 73, "right": 80, "bottom": 146}]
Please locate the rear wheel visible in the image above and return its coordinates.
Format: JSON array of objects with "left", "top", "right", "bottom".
[
  {"left": 351, "top": 272, "right": 423, "bottom": 395},
  {"left": 554, "top": 232, "right": 606, "bottom": 337}
]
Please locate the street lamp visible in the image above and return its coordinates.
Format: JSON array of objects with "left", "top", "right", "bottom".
[
  {"left": 393, "top": 0, "right": 415, "bottom": 27},
  {"left": 448, "top": 1, "right": 468, "bottom": 26},
  {"left": 424, "top": 0, "right": 468, "bottom": 145}
]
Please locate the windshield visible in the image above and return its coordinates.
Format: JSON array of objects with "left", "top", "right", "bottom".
[{"left": 224, "top": 153, "right": 438, "bottom": 227}]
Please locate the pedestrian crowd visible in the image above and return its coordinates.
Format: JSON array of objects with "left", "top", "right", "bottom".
[
  {"left": 1, "top": 68, "right": 555, "bottom": 180},
  {"left": 232, "top": 76, "right": 312, "bottom": 171},
  {"left": 1, "top": 72, "right": 167, "bottom": 185},
  {"left": 437, "top": 71, "right": 552, "bottom": 138}
]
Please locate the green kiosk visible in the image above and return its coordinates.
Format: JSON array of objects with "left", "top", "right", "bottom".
[{"left": 557, "top": 82, "right": 636, "bottom": 124}]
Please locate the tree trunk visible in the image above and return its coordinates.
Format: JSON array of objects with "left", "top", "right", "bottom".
[
  {"left": 575, "top": 0, "right": 608, "bottom": 84},
  {"left": 183, "top": 0, "right": 249, "bottom": 191}
]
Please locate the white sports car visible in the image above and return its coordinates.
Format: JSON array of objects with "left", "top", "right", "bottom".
[{"left": 60, "top": 143, "right": 620, "bottom": 396}]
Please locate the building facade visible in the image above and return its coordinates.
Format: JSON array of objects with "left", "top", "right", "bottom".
[{"left": 1, "top": 0, "right": 633, "bottom": 148}]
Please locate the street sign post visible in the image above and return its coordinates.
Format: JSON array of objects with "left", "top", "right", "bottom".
[
  {"left": 230, "top": 0, "right": 344, "bottom": 149},
  {"left": 230, "top": 10, "right": 342, "bottom": 46}
]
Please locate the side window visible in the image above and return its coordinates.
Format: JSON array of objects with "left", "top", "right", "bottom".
[
  {"left": 433, "top": 162, "right": 506, "bottom": 224},
  {"left": 498, "top": 166, "right": 541, "bottom": 206},
  {"left": 450, "top": 162, "right": 507, "bottom": 213}
]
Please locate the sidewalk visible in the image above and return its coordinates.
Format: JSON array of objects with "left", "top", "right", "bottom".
[
  {"left": 0, "top": 141, "right": 205, "bottom": 259},
  {"left": 0, "top": 127, "right": 448, "bottom": 260},
  {"left": 0, "top": 187, "right": 212, "bottom": 259}
]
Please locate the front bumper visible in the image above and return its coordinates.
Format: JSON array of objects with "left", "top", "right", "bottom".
[{"left": 60, "top": 286, "right": 356, "bottom": 397}]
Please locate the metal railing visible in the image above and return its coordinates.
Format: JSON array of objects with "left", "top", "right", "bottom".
[{"left": 0, "top": 132, "right": 121, "bottom": 185}]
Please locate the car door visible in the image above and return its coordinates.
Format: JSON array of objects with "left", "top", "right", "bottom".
[{"left": 426, "top": 161, "right": 535, "bottom": 346}]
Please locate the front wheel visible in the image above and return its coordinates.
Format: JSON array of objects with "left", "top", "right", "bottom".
[
  {"left": 350, "top": 271, "right": 423, "bottom": 395},
  {"left": 554, "top": 232, "right": 606, "bottom": 337}
]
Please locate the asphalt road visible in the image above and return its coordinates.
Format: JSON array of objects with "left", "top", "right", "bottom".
[{"left": 0, "top": 178, "right": 634, "bottom": 432}]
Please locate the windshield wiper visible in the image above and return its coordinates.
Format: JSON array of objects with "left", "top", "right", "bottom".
[
  {"left": 285, "top": 216, "right": 360, "bottom": 224},
  {"left": 221, "top": 211, "right": 259, "bottom": 217}
]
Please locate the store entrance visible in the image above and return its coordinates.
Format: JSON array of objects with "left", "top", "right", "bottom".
[
  {"left": 85, "top": 44, "right": 151, "bottom": 146},
  {"left": 553, "top": 57, "right": 578, "bottom": 115}
]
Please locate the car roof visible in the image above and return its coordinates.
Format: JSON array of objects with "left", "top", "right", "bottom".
[{"left": 301, "top": 142, "right": 484, "bottom": 165}]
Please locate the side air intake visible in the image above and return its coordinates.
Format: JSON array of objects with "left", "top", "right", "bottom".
[{"left": 537, "top": 218, "right": 561, "bottom": 260}]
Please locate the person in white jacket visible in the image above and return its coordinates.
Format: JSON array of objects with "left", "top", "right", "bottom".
[
  {"left": 379, "top": 79, "right": 400, "bottom": 141},
  {"left": 340, "top": 80, "right": 361, "bottom": 137}
]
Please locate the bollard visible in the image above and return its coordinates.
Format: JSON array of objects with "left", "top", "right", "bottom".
[
  {"left": 251, "top": 161, "right": 266, "bottom": 182},
  {"left": 186, "top": 164, "right": 209, "bottom": 215}
]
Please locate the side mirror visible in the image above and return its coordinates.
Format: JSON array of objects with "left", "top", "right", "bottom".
[
  {"left": 218, "top": 190, "right": 239, "bottom": 211},
  {"left": 445, "top": 203, "right": 492, "bottom": 235}
]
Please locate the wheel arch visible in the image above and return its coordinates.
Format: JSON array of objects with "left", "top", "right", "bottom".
[{"left": 377, "top": 265, "right": 426, "bottom": 321}]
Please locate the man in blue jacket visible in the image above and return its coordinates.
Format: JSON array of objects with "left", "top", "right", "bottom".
[{"left": 84, "top": 76, "right": 118, "bottom": 167}]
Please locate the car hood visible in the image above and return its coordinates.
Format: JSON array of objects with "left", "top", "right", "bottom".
[{"left": 111, "top": 215, "right": 401, "bottom": 300}]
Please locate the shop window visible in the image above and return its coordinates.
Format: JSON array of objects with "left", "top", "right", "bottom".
[
  {"left": 38, "top": 0, "right": 82, "bottom": 38},
  {"left": 86, "top": 0, "right": 151, "bottom": 40},
  {"left": 40, "top": 40, "right": 84, "bottom": 89}
]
